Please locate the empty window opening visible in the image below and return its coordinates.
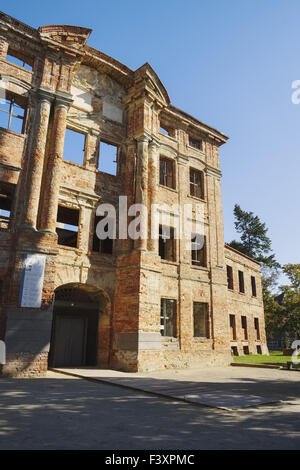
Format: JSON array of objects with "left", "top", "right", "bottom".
[
  {"left": 193, "top": 302, "right": 209, "bottom": 338},
  {"left": 256, "top": 345, "right": 262, "bottom": 354},
  {"left": 230, "top": 314, "right": 237, "bottom": 340},
  {"left": 6, "top": 47, "right": 33, "bottom": 71},
  {"left": 98, "top": 141, "right": 118, "bottom": 176},
  {"left": 0, "top": 182, "right": 15, "bottom": 230},
  {"left": 160, "top": 298, "right": 177, "bottom": 337},
  {"left": 191, "top": 233, "right": 206, "bottom": 267},
  {"left": 254, "top": 317, "right": 260, "bottom": 340},
  {"left": 63, "top": 128, "right": 86, "bottom": 165},
  {"left": 0, "top": 92, "right": 26, "bottom": 133},
  {"left": 241, "top": 316, "right": 248, "bottom": 340},
  {"left": 227, "top": 265, "right": 234, "bottom": 290},
  {"left": 56, "top": 206, "right": 79, "bottom": 248},
  {"left": 243, "top": 346, "right": 249, "bottom": 355},
  {"left": 159, "top": 122, "right": 176, "bottom": 138},
  {"left": 159, "top": 157, "right": 175, "bottom": 189},
  {"left": 189, "top": 136, "right": 203, "bottom": 151},
  {"left": 251, "top": 275, "right": 257, "bottom": 297},
  {"left": 92, "top": 215, "right": 113, "bottom": 255},
  {"left": 190, "top": 168, "right": 204, "bottom": 199},
  {"left": 231, "top": 346, "right": 239, "bottom": 356},
  {"left": 159, "top": 225, "right": 176, "bottom": 262},
  {"left": 238, "top": 270, "right": 245, "bottom": 293}
]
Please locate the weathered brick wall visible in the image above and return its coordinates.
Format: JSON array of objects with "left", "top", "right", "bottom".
[{"left": 0, "top": 11, "right": 266, "bottom": 377}]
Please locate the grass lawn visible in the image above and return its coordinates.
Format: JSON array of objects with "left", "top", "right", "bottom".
[{"left": 233, "top": 350, "right": 300, "bottom": 369}]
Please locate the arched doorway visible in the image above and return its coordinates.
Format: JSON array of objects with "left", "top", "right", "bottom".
[{"left": 48, "top": 283, "right": 110, "bottom": 368}]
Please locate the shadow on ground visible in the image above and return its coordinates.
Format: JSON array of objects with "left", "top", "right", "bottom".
[{"left": 0, "top": 373, "right": 300, "bottom": 450}]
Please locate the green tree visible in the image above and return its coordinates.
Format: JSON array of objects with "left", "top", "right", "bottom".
[
  {"left": 228, "top": 204, "right": 280, "bottom": 270},
  {"left": 279, "top": 264, "right": 300, "bottom": 341}
]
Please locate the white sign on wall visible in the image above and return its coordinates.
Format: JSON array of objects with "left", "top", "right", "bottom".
[{"left": 19, "top": 254, "right": 46, "bottom": 308}]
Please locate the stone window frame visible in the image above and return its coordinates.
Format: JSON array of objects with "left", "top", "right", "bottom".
[
  {"left": 226, "top": 265, "right": 234, "bottom": 290},
  {"left": 97, "top": 138, "right": 120, "bottom": 177},
  {"left": 63, "top": 126, "right": 87, "bottom": 167},
  {"left": 189, "top": 167, "right": 205, "bottom": 200},
  {"left": 191, "top": 233, "right": 207, "bottom": 268},
  {"left": 160, "top": 298, "right": 177, "bottom": 338},
  {"left": 0, "top": 91, "right": 27, "bottom": 134},
  {"left": 0, "top": 181, "right": 16, "bottom": 231},
  {"left": 159, "top": 155, "right": 176, "bottom": 190},
  {"left": 238, "top": 270, "right": 245, "bottom": 294},
  {"left": 229, "top": 314, "right": 237, "bottom": 340},
  {"left": 56, "top": 203, "right": 80, "bottom": 249},
  {"left": 159, "top": 224, "right": 177, "bottom": 262},
  {"left": 251, "top": 275, "right": 257, "bottom": 297},
  {"left": 241, "top": 315, "right": 248, "bottom": 340},
  {"left": 193, "top": 301, "right": 210, "bottom": 339}
]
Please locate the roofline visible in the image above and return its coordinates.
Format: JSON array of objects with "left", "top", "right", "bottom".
[
  {"left": 224, "top": 244, "right": 261, "bottom": 266},
  {"left": 168, "top": 104, "right": 229, "bottom": 144}
]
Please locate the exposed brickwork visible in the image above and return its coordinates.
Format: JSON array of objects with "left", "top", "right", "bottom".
[{"left": 0, "top": 12, "right": 268, "bottom": 377}]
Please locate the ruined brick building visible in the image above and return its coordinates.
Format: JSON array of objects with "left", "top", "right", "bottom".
[{"left": 0, "top": 12, "right": 268, "bottom": 376}]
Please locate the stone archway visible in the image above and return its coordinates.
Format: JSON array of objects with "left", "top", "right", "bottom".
[{"left": 48, "top": 283, "right": 111, "bottom": 368}]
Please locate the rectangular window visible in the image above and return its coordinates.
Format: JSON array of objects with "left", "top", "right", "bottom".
[
  {"left": 251, "top": 276, "right": 257, "bottom": 297},
  {"left": 230, "top": 314, "right": 236, "bottom": 340},
  {"left": 189, "top": 168, "right": 204, "bottom": 199},
  {"left": 0, "top": 182, "right": 15, "bottom": 230},
  {"left": 6, "top": 47, "right": 33, "bottom": 71},
  {"left": 193, "top": 302, "right": 209, "bottom": 338},
  {"left": 231, "top": 346, "right": 239, "bottom": 356},
  {"left": 189, "top": 136, "right": 203, "bottom": 151},
  {"left": 98, "top": 141, "right": 118, "bottom": 176},
  {"left": 159, "top": 157, "right": 175, "bottom": 189},
  {"left": 63, "top": 128, "right": 86, "bottom": 165},
  {"left": 92, "top": 215, "right": 113, "bottom": 254},
  {"left": 160, "top": 298, "right": 177, "bottom": 337},
  {"left": 254, "top": 318, "right": 260, "bottom": 340},
  {"left": 159, "top": 225, "right": 175, "bottom": 261},
  {"left": 227, "top": 265, "right": 234, "bottom": 290},
  {"left": 238, "top": 270, "right": 245, "bottom": 293},
  {"left": 191, "top": 234, "right": 206, "bottom": 267},
  {"left": 243, "top": 346, "right": 249, "bottom": 355},
  {"left": 241, "top": 316, "right": 248, "bottom": 340},
  {"left": 0, "top": 93, "right": 26, "bottom": 133},
  {"left": 256, "top": 345, "right": 262, "bottom": 354},
  {"left": 56, "top": 205, "right": 79, "bottom": 248}
]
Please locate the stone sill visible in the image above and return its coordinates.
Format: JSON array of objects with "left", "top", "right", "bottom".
[
  {"left": 158, "top": 184, "right": 178, "bottom": 193},
  {"left": 190, "top": 264, "right": 208, "bottom": 272},
  {"left": 187, "top": 145, "right": 205, "bottom": 156},
  {"left": 158, "top": 131, "right": 177, "bottom": 143},
  {"left": 186, "top": 194, "right": 206, "bottom": 203},
  {"left": 160, "top": 259, "right": 179, "bottom": 266},
  {"left": 0, "top": 126, "right": 26, "bottom": 138}
]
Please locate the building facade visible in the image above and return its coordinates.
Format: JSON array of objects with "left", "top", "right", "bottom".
[{"left": 0, "top": 12, "right": 268, "bottom": 377}]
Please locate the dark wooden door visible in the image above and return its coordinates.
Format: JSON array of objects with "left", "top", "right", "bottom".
[{"left": 52, "top": 314, "right": 87, "bottom": 367}]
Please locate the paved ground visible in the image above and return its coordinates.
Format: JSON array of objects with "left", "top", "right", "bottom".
[
  {"left": 0, "top": 366, "right": 300, "bottom": 450},
  {"left": 52, "top": 365, "right": 300, "bottom": 410}
]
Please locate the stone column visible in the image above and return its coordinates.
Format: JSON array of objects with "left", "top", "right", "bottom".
[
  {"left": 22, "top": 90, "right": 53, "bottom": 230},
  {"left": 147, "top": 140, "right": 159, "bottom": 253},
  {"left": 134, "top": 136, "right": 149, "bottom": 251},
  {"left": 40, "top": 97, "right": 71, "bottom": 233}
]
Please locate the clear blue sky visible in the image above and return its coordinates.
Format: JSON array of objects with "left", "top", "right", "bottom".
[{"left": 3, "top": 0, "right": 299, "bottom": 287}]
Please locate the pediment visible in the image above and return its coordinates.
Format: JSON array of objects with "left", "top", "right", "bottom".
[{"left": 38, "top": 25, "right": 92, "bottom": 49}]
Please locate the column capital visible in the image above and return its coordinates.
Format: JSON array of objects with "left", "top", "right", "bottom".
[
  {"left": 148, "top": 138, "right": 160, "bottom": 151},
  {"left": 54, "top": 90, "right": 73, "bottom": 109}
]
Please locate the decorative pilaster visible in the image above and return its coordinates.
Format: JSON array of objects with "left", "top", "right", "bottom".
[
  {"left": 40, "top": 96, "right": 72, "bottom": 233},
  {"left": 148, "top": 140, "right": 160, "bottom": 253},
  {"left": 134, "top": 136, "right": 149, "bottom": 251},
  {"left": 22, "top": 89, "right": 53, "bottom": 230}
]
